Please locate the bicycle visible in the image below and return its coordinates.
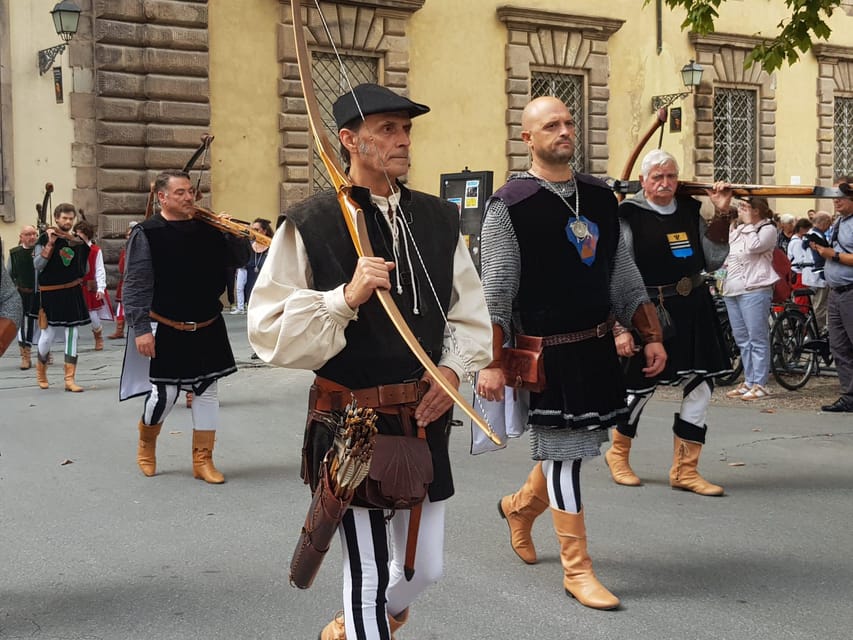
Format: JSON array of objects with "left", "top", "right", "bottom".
[
  {"left": 769, "top": 285, "right": 834, "bottom": 390},
  {"left": 706, "top": 276, "right": 743, "bottom": 386}
]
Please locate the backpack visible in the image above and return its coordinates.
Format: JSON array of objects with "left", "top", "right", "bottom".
[
  {"left": 758, "top": 222, "right": 793, "bottom": 303},
  {"left": 770, "top": 247, "right": 793, "bottom": 304}
]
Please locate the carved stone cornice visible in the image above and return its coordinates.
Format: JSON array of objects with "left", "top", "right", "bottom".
[
  {"left": 813, "top": 43, "right": 853, "bottom": 62},
  {"left": 497, "top": 6, "right": 624, "bottom": 41},
  {"left": 689, "top": 31, "right": 769, "bottom": 52},
  {"left": 298, "top": 0, "right": 424, "bottom": 13}
]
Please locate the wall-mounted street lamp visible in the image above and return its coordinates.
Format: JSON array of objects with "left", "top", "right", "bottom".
[
  {"left": 650, "top": 59, "right": 704, "bottom": 112},
  {"left": 37, "top": 1, "right": 82, "bottom": 75}
]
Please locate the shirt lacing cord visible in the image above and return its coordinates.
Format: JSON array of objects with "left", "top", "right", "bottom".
[{"left": 371, "top": 192, "right": 421, "bottom": 316}]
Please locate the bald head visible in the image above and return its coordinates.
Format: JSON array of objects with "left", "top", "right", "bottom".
[
  {"left": 19, "top": 225, "right": 37, "bottom": 249},
  {"left": 521, "top": 96, "right": 576, "bottom": 180}
]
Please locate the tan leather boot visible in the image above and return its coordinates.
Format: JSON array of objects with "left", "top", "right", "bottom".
[
  {"left": 64, "top": 363, "right": 84, "bottom": 392},
  {"left": 137, "top": 422, "right": 162, "bottom": 477},
  {"left": 552, "top": 507, "right": 620, "bottom": 610},
  {"left": 20, "top": 345, "right": 32, "bottom": 370},
  {"left": 318, "top": 611, "right": 345, "bottom": 640},
  {"left": 389, "top": 608, "right": 409, "bottom": 639},
  {"left": 604, "top": 430, "right": 641, "bottom": 486},
  {"left": 108, "top": 318, "right": 125, "bottom": 339},
  {"left": 192, "top": 430, "right": 225, "bottom": 483},
  {"left": 93, "top": 327, "right": 104, "bottom": 351},
  {"left": 498, "top": 462, "right": 549, "bottom": 564},
  {"left": 669, "top": 435, "right": 724, "bottom": 496},
  {"left": 318, "top": 609, "right": 406, "bottom": 640},
  {"left": 36, "top": 355, "right": 49, "bottom": 389}
]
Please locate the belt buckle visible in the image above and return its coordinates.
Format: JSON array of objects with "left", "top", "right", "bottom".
[
  {"left": 184, "top": 321, "right": 198, "bottom": 332},
  {"left": 675, "top": 276, "right": 693, "bottom": 296},
  {"left": 595, "top": 322, "right": 608, "bottom": 338}
]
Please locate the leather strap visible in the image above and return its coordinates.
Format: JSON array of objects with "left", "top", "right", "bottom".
[
  {"left": 541, "top": 317, "right": 615, "bottom": 347},
  {"left": 149, "top": 310, "right": 217, "bottom": 332},
  {"left": 38, "top": 278, "right": 81, "bottom": 292},
  {"left": 646, "top": 273, "right": 705, "bottom": 299},
  {"left": 312, "top": 376, "right": 429, "bottom": 412},
  {"left": 17, "top": 286, "right": 34, "bottom": 294}
]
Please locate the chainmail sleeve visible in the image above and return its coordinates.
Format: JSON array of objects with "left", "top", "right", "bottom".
[
  {"left": 609, "top": 227, "right": 650, "bottom": 328},
  {"left": 480, "top": 197, "right": 519, "bottom": 340}
]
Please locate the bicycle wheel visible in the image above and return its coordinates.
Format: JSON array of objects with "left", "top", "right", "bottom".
[
  {"left": 770, "top": 310, "right": 817, "bottom": 390},
  {"left": 715, "top": 318, "right": 743, "bottom": 386}
]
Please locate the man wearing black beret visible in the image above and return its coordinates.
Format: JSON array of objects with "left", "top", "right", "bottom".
[{"left": 248, "top": 84, "right": 492, "bottom": 639}]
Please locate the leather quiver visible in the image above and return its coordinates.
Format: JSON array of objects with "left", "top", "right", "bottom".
[
  {"left": 289, "top": 459, "right": 353, "bottom": 589},
  {"left": 632, "top": 301, "right": 664, "bottom": 345},
  {"left": 0, "top": 317, "right": 16, "bottom": 358}
]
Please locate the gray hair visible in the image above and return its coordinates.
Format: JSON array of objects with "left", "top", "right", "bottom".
[
  {"left": 779, "top": 214, "right": 796, "bottom": 224},
  {"left": 640, "top": 149, "right": 680, "bottom": 177}
]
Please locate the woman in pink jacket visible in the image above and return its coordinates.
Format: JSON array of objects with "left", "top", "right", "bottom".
[{"left": 723, "top": 196, "right": 779, "bottom": 400}]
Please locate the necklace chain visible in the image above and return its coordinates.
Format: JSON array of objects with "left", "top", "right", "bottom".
[{"left": 528, "top": 171, "right": 588, "bottom": 239}]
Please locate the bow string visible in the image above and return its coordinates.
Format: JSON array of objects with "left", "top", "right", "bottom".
[{"left": 290, "top": 0, "right": 500, "bottom": 445}]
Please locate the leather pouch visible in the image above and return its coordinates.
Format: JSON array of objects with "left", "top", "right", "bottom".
[
  {"left": 354, "top": 433, "right": 433, "bottom": 510},
  {"left": 38, "top": 307, "right": 48, "bottom": 330},
  {"left": 501, "top": 334, "right": 546, "bottom": 392},
  {"left": 0, "top": 317, "right": 16, "bottom": 357}
]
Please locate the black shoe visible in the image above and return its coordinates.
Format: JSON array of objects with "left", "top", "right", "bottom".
[{"left": 821, "top": 397, "right": 853, "bottom": 412}]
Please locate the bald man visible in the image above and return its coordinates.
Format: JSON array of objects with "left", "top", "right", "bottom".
[
  {"left": 478, "top": 96, "right": 665, "bottom": 610},
  {"left": 8, "top": 225, "right": 39, "bottom": 369}
]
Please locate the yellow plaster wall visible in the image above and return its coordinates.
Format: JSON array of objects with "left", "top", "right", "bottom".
[
  {"left": 1, "top": 0, "right": 76, "bottom": 253},
  {"left": 208, "top": 0, "right": 282, "bottom": 224}
]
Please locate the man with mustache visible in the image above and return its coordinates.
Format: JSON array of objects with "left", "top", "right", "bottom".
[
  {"left": 608, "top": 149, "right": 733, "bottom": 495},
  {"left": 30, "top": 203, "right": 91, "bottom": 392},
  {"left": 248, "top": 83, "right": 491, "bottom": 639}
]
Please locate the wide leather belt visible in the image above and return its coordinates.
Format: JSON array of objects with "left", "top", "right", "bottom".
[
  {"left": 647, "top": 273, "right": 705, "bottom": 299},
  {"left": 542, "top": 317, "right": 615, "bottom": 347},
  {"left": 149, "top": 310, "right": 217, "bottom": 332},
  {"left": 830, "top": 282, "right": 853, "bottom": 294},
  {"left": 38, "top": 278, "right": 81, "bottom": 292},
  {"left": 17, "top": 286, "right": 34, "bottom": 294},
  {"left": 312, "top": 376, "right": 429, "bottom": 412}
]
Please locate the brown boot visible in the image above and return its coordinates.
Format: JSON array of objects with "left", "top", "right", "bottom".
[
  {"left": 192, "top": 430, "right": 225, "bottom": 484},
  {"left": 498, "top": 462, "right": 549, "bottom": 564},
  {"left": 93, "top": 327, "right": 104, "bottom": 351},
  {"left": 318, "top": 611, "right": 346, "bottom": 640},
  {"left": 64, "top": 363, "right": 84, "bottom": 392},
  {"left": 389, "top": 608, "right": 409, "bottom": 639},
  {"left": 36, "top": 355, "right": 49, "bottom": 389},
  {"left": 137, "top": 422, "right": 162, "bottom": 476},
  {"left": 552, "top": 507, "right": 620, "bottom": 610},
  {"left": 108, "top": 318, "right": 125, "bottom": 339},
  {"left": 604, "top": 430, "right": 641, "bottom": 486},
  {"left": 669, "top": 435, "right": 724, "bottom": 496},
  {"left": 20, "top": 345, "right": 32, "bottom": 370}
]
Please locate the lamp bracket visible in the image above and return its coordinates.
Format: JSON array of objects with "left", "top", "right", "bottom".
[
  {"left": 650, "top": 91, "right": 690, "bottom": 112},
  {"left": 38, "top": 44, "right": 67, "bottom": 75}
]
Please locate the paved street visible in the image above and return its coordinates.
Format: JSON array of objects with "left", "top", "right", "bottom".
[{"left": 2, "top": 314, "right": 852, "bottom": 640}]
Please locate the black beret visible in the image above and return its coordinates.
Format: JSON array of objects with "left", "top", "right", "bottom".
[{"left": 332, "top": 83, "right": 430, "bottom": 130}]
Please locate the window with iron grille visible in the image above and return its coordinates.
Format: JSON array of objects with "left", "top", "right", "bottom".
[
  {"left": 531, "top": 71, "right": 585, "bottom": 172},
  {"left": 713, "top": 88, "right": 756, "bottom": 183},
  {"left": 834, "top": 96, "right": 853, "bottom": 177},
  {"left": 311, "top": 52, "right": 379, "bottom": 193}
]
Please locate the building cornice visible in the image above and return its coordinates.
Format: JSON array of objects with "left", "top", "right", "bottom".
[{"left": 497, "top": 5, "right": 624, "bottom": 40}]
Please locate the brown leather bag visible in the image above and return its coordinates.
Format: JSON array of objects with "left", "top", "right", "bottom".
[
  {"left": 502, "top": 334, "right": 546, "bottom": 392},
  {"left": 354, "top": 433, "right": 433, "bottom": 510},
  {"left": 0, "top": 317, "right": 16, "bottom": 357},
  {"left": 38, "top": 307, "right": 48, "bottom": 330}
]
